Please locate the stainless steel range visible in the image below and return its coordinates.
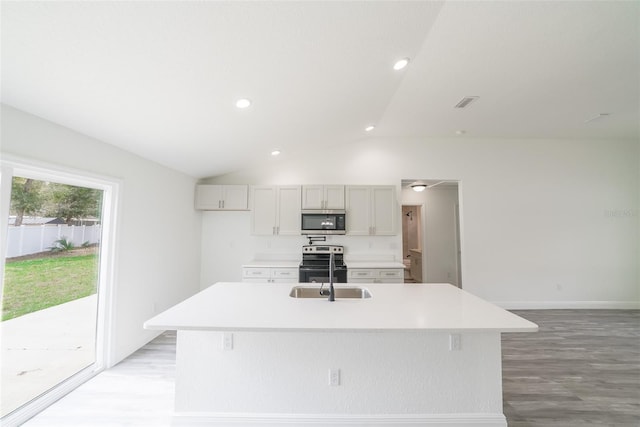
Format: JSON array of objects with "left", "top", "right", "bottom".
[{"left": 299, "top": 245, "right": 347, "bottom": 283}]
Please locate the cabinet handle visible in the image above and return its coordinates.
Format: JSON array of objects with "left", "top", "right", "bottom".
[
  {"left": 272, "top": 226, "right": 276, "bottom": 235},
  {"left": 277, "top": 226, "right": 280, "bottom": 235},
  {"left": 222, "top": 200, "right": 225, "bottom": 209}
]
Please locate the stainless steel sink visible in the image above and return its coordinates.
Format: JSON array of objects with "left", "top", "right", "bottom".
[{"left": 289, "top": 286, "right": 372, "bottom": 299}]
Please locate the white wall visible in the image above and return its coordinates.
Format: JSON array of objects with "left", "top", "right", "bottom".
[
  {"left": 205, "top": 136, "right": 640, "bottom": 308},
  {"left": 0, "top": 104, "right": 202, "bottom": 364}
]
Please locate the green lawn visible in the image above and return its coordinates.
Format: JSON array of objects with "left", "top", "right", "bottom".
[{"left": 2, "top": 254, "right": 99, "bottom": 321}]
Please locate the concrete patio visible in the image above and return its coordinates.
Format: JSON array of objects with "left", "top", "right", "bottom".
[{"left": 0, "top": 295, "right": 97, "bottom": 417}]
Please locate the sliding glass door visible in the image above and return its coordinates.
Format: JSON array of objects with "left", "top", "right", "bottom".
[{"left": 0, "top": 161, "right": 117, "bottom": 424}]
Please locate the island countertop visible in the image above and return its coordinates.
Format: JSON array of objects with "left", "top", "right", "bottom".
[{"left": 144, "top": 282, "right": 537, "bottom": 333}]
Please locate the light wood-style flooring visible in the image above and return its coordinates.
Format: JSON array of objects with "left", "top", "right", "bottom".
[{"left": 24, "top": 310, "right": 640, "bottom": 426}]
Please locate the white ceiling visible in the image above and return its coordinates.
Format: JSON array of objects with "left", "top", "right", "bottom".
[{"left": 2, "top": 1, "right": 638, "bottom": 178}]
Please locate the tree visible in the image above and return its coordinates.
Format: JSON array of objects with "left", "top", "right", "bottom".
[
  {"left": 10, "top": 178, "right": 44, "bottom": 226},
  {"left": 48, "top": 184, "right": 102, "bottom": 225}
]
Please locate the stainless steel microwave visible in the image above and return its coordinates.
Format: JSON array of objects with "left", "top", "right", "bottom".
[{"left": 301, "top": 210, "right": 346, "bottom": 235}]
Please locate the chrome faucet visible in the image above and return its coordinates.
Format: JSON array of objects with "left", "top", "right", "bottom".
[{"left": 328, "top": 251, "right": 335, "bottom": 302}]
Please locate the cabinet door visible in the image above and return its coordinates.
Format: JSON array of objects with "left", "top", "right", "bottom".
[
  {"left": 251, "top": 186, "right": 277, "bottom": 235},
  {"left": 345, "top": 186, "right": 371, "bottom": 235},
  {"left": 276, "top": 186, "right": 301, "bottom": 235},
  {"left": 195, "top": 185, "right": 223, "bottom": 210},
  {"left": 371, "top": 186, "right": 396, "bottom": 235},
  {"left": 324, "top": 185, "right": 345, "bottom": 209},
  {"left": 301, "top": 185, "right": 324, "bottom": 210},
  {"left": 222, "top": 185, "right": 248, "bottom": 210}
]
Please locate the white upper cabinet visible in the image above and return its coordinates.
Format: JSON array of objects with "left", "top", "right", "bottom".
[
  {"left": 301, "top": 185, "right": 345, "bottom": 210},
  {"left": 371, "top": 186, "right": 396, "bottom": 235},
  {"left": 345, "top": 186, "right": 371, "bottom": 235},
  {"left": 345, "top": 185, "right": 397, "bottom": 235},
  {"left": 195, "top": 185, "right": 248, "bottom": 210},
  {"left": 251, "top": 186, "right": 301, "bottom": 235},
  {"left": 277, "top": 186, "right": 302, "bottom": 235}
]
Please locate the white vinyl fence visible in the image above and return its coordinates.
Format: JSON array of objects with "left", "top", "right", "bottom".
[{"left": 6, "top": 224, "right": 101, "bottom": 258}]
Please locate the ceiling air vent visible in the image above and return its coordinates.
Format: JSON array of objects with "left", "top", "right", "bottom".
[{"left": 454, "top": 96, "right": 479, "bottom": 109}]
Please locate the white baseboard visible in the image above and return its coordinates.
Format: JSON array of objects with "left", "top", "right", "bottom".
[
  {"left": 493, "top": 300, "right": 640, "bottom": 310},
  {"left": 172, "top": 412, "right": 507, "bottom": 426}
]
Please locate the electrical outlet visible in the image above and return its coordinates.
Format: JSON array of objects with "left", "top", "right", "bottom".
[
  {"left": 449, "top": 333, "right": 462, "bottom": 351},
  {"left": 329, "top": 368, "right": 340, "bottom": 386},
  {"left": 223, "top": 332, "right": 233, "bottom": 351}
]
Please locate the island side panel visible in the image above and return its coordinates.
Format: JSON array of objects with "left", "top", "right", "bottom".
[{"left": 175, "top": 330, "right": 504, "bottom": 418}]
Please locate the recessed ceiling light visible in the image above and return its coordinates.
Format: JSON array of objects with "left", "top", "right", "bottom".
[
  {"left": 455, "top": 130, "right": 466, "bottom": 135},
  {"left": 235, "top": 98, "right": 251, "bottom": 109},
  {"left": 271, "top": 150, "right": 281, "bottom": 156},
  {"left": 365, "top": 125, "right": 375, "bottom": 132},
  {"left": 393, "top": 58, "right": 410, "bottom": 71}
]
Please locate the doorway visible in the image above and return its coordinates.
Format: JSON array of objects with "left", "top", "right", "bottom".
[
  {"left": 401, "top": 205, "right": 422, "bottom": 283},
  {"left": 400, "top": 179, "right": 462, "bottom": 287}
]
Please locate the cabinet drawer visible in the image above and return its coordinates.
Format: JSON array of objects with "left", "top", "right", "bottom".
[
  {"left": 273, "top": 269, "right": 298, "bottom": 279},
  {"left": 242, "top": 268, "right": 270, "bottom": 278},
  {"left": 348, "top": 269, "right": 375, "bottom": 279},
  {"left": 378, "top": 270, "right": 403, "bottom": 279}
]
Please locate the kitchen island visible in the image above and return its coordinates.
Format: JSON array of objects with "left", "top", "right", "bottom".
[{"left": 144, "top": 282, "right": 537, "bottom": 426}]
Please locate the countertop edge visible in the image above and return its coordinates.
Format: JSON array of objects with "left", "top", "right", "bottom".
[{"left": 144, "top": 323, "right": 538, "bottom": 333}]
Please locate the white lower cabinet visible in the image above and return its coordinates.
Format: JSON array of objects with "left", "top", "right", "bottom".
[
  {"left": 347, "top": 268, "right": 404, "bottom": 284},
  {"left": 242, "top": 267, "right": 299, "bottom": 283}
]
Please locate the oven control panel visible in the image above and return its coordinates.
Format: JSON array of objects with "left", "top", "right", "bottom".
[{"left": 302, "top": 245, "right": 344, "bottom": 254}]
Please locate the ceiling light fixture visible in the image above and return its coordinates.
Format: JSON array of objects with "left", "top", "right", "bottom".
[
  {"left": 410, "top": 181, "right": 427, "bottom": 192},
  {"left": 393, "top": 58, "right": 410, "bottom": 70},
  {"left": 455, "top": 130, "right": 466, "bottom": 135},
  {"left": 271, "top": 150, "right": 281, "bottom": 156},
  {"left": 235, "top": 98, "right": 252, "bottom": 109},
  {"left": 365, "top": 125, "right": 375, "bottom": 132}
]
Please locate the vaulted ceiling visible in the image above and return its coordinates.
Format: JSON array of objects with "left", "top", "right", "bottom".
[{"left": 2, "top": 1, "right": 638, "bottom": 178}]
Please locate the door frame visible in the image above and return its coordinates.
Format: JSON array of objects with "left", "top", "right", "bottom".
[{"left": 0, "top": 155, "right": 121, "bottom": 425}]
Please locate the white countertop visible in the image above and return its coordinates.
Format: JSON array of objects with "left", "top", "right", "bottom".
[
  {"left": 346, "top": 261, "right": 405, "bottom": 269},
  {"left": 144, "top": 283, "right": 538, "bottom": 333},
  {"left": 242, "top": 260, "right": 405, "bottom": 269},
  {"left": 242, "top": 260, "right": 300, "bottom": 268}
]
